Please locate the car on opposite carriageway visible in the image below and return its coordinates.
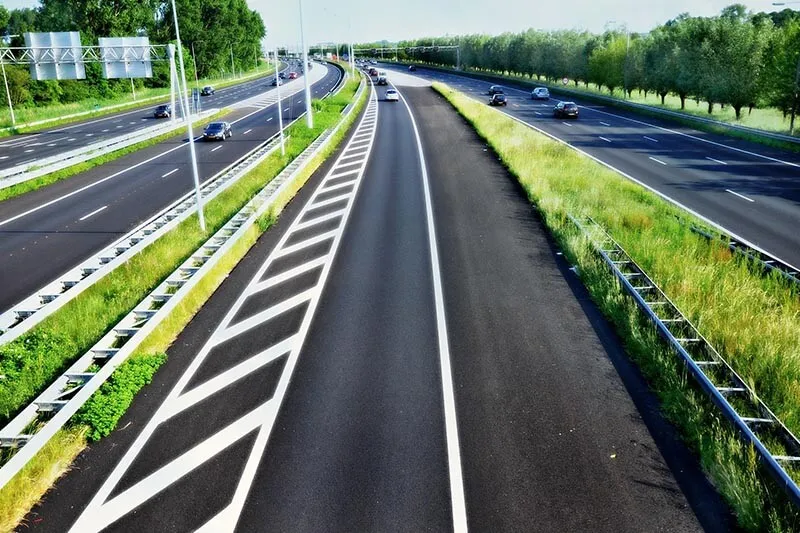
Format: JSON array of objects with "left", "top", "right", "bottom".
[
  {"left": 488, "top": 85, "right": 505, "bottom": 96},
  {"left": 531, "top": 87, "right": 549, "bottom": 100},
  {"left": 553, "top": 101, "right": 579, "bottom": 118},
  {"left": 153, "top": 104, "right": 172, "bottom": 119},
  {"left": 200, "top": 85, "right": 215, "bottom": 96}
]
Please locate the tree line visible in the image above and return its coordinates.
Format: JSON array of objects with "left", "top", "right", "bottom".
[
  {"left": 358, "top": 4, "right": 800, "bottom": 130},
  {"left": 0, "top": 0, "right": 265, "bottom": 110}
]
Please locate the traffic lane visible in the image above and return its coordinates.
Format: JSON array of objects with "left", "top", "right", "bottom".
[
  {"left": 0, "top": 66, "right": 341, "bottom": 310},
  {"left": 405, "top": 85, "right": 734, "bottom": 531},
  {"left": 0, "top": 66, "right": 291, "bottom": 171},
  {"left": 392, "top": 64, "right": 800, "bottom": 167},
  {"left": 22, "top": 84, "right": 372, "bottom": 533},
  {"left": 235, "top": 85, "right": 452, "bottom": 532},
  {"left": 396, "top": 66, "right": 800, "bottom": 267},
  {"left": 504, "top": 99, "right": 800, "bottom": 266}
]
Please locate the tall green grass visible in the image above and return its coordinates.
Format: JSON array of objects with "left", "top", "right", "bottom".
[{"left": 433, "top": 82, "right": 800, "bottom": 531}]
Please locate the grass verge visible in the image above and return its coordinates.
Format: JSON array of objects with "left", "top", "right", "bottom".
[
  {"left": 0, "top": 109, "right": 229, "bottom": 204},
  {"left": 401, "top": 62, "right": 800, "bottom": 153},
  {"left": 0, "top": 71, "right": 365, "bottom": 530},
  {"left": 0, "top": 65, "right": 276, "bottom": 138},
  {"left": 433, "top": 81, "right": 800, "bottom": 531}
]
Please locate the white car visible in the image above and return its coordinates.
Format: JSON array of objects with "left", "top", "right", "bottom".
[
  {"left": 385, "top": 89, "right": 399, "bottom": 102},
  {"left": 532, "top": 87, "right": 550, "bottom": 100}
]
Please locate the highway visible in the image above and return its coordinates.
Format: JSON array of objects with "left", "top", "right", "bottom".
[
  {"left": 0, "top": 63, "right": 342, "bottom": 312},
  {"left": 0, "top": 64, "right": 298, "bottom": 172},
  {"left": 24, "top": 74, "right": 734, "bottom": 532},
  {"left": 381, "top": 65, "right": 800, "bottom": 270}
]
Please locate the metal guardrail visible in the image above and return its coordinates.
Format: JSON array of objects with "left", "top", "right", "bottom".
[
  {"left": 388, "top": 61, "right": 800, "bottom": 146},
  {"left": 688, "top": 223, "right": 800, "bottom": 288},
  {"left": 0, "top": 109, "right": 220, "bottom": 188},
  {"left": 0, "top": 63, "right": 346, "bottom": 347},
  {"left": 0, "top": 68, "right": 362, "bottom": 490},
  {"left": 570, "top": 214, "right": 800, "bottom": 509}
]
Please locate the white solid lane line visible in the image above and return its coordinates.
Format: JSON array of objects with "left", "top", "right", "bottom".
[
  {"left": 643, "top": 136, "right": 659, "bottom": 143},
  {"left": 706, "top": 156, "right": 728, "bottom": 165},
  {"left": 161, "top": 168, "right": 179, "bottom": 178},
  {"left": 211, "top": 146, "right": 222, "bottom": 152},
  {"left": 649, "top": 156, "right": 667, "bottom": 166},
  {"left": 397, "top": 84, "right": 470, "bottom": 532},
  {"left": 79, "top": 205, "right": 108, "bottom": 221},
  {"left": 727, "top": 189, "right": 755, "bottom": 202},
  {"left": 599, "top": 137, "right": 612, "bottom": 143}
]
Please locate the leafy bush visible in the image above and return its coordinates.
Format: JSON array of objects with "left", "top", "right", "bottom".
[{"left": 74, "top": 353, "right": 167, "bottom": 442}]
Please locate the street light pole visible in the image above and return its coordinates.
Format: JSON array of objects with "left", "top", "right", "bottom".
[
  {"left": 170, "top": 0, "right": 206, "bottom": 232},
  {"left": 298, "top": 0, "right": 313, "bottom": 128},
  {"left": 274, "top": 49, "right": 285, "bottom": 156},
  {"left": 190, "top": 41, "right": 201, "bottom": 90}
]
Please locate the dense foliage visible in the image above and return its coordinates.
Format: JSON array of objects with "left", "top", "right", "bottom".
[
  {"left": 358, "top": 4, "right": 800, "bottom": 128},
  {"left": 0, "top": 0, "right": 265, "bottom": 109}
]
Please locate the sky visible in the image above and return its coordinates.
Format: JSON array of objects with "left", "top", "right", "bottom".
[{"left": 2, "top": 0, "right": 790, "bottom": 49}]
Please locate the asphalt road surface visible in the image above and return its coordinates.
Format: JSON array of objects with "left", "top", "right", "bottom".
[
  {"left": 381, "top": 64, "right": 800, "bottom": 271},
  {"left": 0, "top": 63, "right": 342, "bottom": 312},
  {"left": 0, "top": 63, "right": 300, "bottom": 172},
  {"left": 24, "top": 77, "right": 734, "bottom": 532}
]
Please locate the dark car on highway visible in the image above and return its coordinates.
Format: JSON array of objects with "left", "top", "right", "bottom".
[
  {"left": 153, "top": 104, "right": 172, "bottom": 119},
  {"left": 488, "top": 85, "right": 505, "bottom": 96},
  {"left": 408, "top": 65, "right": 417, "bottom": 71},
  {"left": 203, "top": 121, "right": 232, "bottom": 141},
  {"left": 279, "top": 71, "right": 286, "bottom": 79},
  {"left": 200, "top": 85, "right": 215, "bottom": 96},
  {"left": 553, "top": 101, "right": 579, "bottom": 118},
  {"left": 489, "top": 93, "right": 507, "bottom": 106}
]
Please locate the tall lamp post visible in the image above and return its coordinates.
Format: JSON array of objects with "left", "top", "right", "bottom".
[
  {"left": 190, "top": 41, "right": 205, "bottom": 90},
  {"left": 298, "top": 0, "right": 313, "bottom": 128},
  {"left": 170, "top": 0, "right": 206, "bottom": 232},
  {"left": 773, "top": 2, "right": 800, "bottom": 134}
]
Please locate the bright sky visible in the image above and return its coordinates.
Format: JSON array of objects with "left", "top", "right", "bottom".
[{"left": 3, "top": 0, "right": 788, "bottom": 49}]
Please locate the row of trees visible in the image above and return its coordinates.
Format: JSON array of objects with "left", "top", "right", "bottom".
[
  {"left": 358, "top": 4, "right": 800, "bottom": 129},
  {"left": 0, "top": 0, "right": 265, "bottom": 110}
]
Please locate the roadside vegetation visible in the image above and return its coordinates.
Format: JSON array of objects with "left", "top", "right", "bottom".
[
  {"left": 433, "top": 81, "right": 800, "bottom": 531},
  {"left": 359, "top": 4, "right": 800, "bottom": 136},
  {"left": 0, "top": 71, "right": 365, "bottom": 531},
  {"left": 0, "top": 1, "right": 266, "bottom": 133}
]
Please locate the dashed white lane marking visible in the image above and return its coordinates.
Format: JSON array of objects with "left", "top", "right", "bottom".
[
  {"left": 0, "top": 156, "right": 7, "bottom": 160},
  {"left": 534, "top": 111, "right": 542, "bottom": 116},
  {"left": 706, "top": 156, "right": 728, "bottom": 165},
  {"left": 243, "top": 129, "right": 252, "bottom": 135},
  {"left": 129, "top": 121, "right": 137, "bottom": 125},
  {"left": 648, "top": 156, "right": 667, "bottom": 165},
  {"left": 599, "top": 137, "right": 612, "bottom": 143},
  {"left": 396, "top": 84, "right": 470, "bottom": 532},
  {"left": 86, "top": 133, "right": 94, "bottom": 137},
  {"left": 727, "top": 189, "right": 755, "bottom": 202},
  {"left": 116, "top": 125, "right": 123, "bottom": 128},
  {"left": 284, "top": 107, "right": 290, "bottom": 112},
  {"left": 644, "top": 136, "right": 659, "bottom": 143},
  {"left": 211, "top": 146, "right": 222, "bottom": 152},
  {"left": 24, "top": 149, "right": 34, "bottom": 153},
  {"left": 266, "top": 117, "right": 273, "bottom": 121},
  {"left": 161, "top": 168, "right": 179, "bottom": 178},
  {"left": 78, "top": 205, "right": 108, "bottom": 221},
  {"left": 562, "top": 122, "right": 572, "bottom": 127},
  {"left": 600, "top": 121, "right": 611, "bottom": 126},
  {"left": 68, "top": 88, "right": 380, "bottom": 533},
  {"left": 67, "top": 138, "right": 76, "bottom": 141},
  {"left": 102, "top": 129, "right": 109, "bottom": 133}
]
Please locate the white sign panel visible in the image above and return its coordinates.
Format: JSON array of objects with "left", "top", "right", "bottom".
[
  {"left": 24, "top": 32, "right": 85, "bottom": 80},
  {"left": 99, "top": 37, "right": 153, "bottom": 79}
]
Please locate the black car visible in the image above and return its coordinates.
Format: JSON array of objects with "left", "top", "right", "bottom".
[
  {"left": 153, "top": 104, "right": 172, "bottom": 119},
  {"left": 200, "top": 85, "right": 215, "bottom": 96},
  {"left": 408, "top": 65, "right": 417, "bottom": 72},
  {"left": 279, "top": 72, "right": 286, "bottom": 79},
  {"left": 488, "top": 85, "right": 505, "bottom": 96},
  {"left": 489, "top": 93, "right": 507, "bottom": 106},
  {"left": 271, "top": 77, "right": 282, "bottom": 86},
  {"left": 203, "top": 121, "right": 232, "bottom": 141},
  {"left": 553, "top": 101, "right": 579, "bottom": 118}
]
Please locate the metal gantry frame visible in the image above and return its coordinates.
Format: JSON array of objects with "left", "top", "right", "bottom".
[{"left": 570, "top": 214, "right": 800, "bottom": 509}]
